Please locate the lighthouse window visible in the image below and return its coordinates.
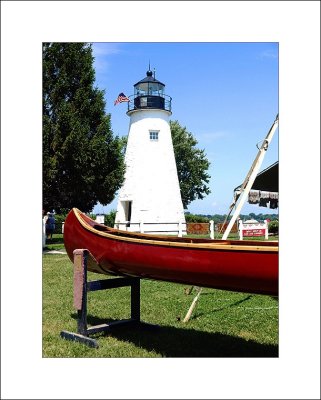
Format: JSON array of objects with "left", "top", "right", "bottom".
[
  {"left": 140, "top": 97, "right": 147, "bottom": 107},
  {"left": 149, "top": 131, "right": 159, "bottom": 141}
]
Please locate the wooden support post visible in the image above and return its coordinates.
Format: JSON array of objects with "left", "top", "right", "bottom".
[
  {"left": 60, "top": 249, "right": 158, "bottom": 348},
  {"left": 74, "top": 249, "right": 88, "bottom": 335}
]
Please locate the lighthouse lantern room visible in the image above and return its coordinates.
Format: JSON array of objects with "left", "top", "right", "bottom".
[{"left": 115, "top": 67, "right": 186, "bottom": 235}]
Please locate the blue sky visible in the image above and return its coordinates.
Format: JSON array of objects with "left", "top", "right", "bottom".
[{"left": 92, "top": 42, "right": 279, "bottom": 216}]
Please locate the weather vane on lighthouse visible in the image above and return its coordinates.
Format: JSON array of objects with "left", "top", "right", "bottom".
[{"left": 115, "top": 65, "right": 186, "bottom": 235}]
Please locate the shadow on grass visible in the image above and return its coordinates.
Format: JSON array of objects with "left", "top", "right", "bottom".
[
  {"left": 185, "top": 293, "right": 278, "bottom": 321},
  {"left": 71, "top": 313, "right": 278, "bottom": 357},
  {"left": 43, "top": 236, "right": 66, "bottom": 252},
  {"left": 191, "top": 295, "right": 253, "bottom": 320},
  {"left": 45, "top": 237, "right": 64, "bottom": 245}
]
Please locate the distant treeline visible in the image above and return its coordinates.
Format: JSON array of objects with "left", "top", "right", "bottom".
[
  {"left": 184, "top": 212, "right": 278, "bottom": 223},
  {"left": 50, "top": 211, "right": 278, "bottom": 232}
]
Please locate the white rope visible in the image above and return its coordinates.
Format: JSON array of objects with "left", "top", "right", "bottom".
[
  {"left": 235, "top": 306, "right": 278, "bottom": 310},
  {"left": 211, "top": 306, "right": 278, "bottom": 310}
]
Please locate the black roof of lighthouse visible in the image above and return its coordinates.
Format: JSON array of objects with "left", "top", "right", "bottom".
[{"left": 134, "top": 69, "right": 165, "bottom": 87}]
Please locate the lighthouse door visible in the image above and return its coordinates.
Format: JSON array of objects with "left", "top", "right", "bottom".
[{"left": 122, "top": 201, "right": 132, "bottom": 227}]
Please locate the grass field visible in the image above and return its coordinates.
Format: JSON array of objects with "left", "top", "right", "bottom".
[{"left": 43, "top": 234, "right": 278, "bottom": 357}]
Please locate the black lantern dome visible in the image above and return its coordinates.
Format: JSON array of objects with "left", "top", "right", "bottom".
[{"left": 127, "top": 68, "right": 172, "bottom": 113}]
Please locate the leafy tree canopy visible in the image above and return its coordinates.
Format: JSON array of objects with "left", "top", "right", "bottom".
[
  {"left": 43, "top": 43, "right": 125, "bottom": 213},
  {"left": 170, "top": 120, "right": 211, "bottom": 208}
]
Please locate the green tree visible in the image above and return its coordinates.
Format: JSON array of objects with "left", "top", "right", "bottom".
[
  {"left": 184, "top": 213, "right": 210, "bottom": 223},
  {"left": 43, "top": 43, "right": 125, "bottom": 213},
  {"left": 170, "top": 120, "right": 211, "bottom": 208},
  {"left": 104, "top": 210, "right": 117, "bottom": 227},
  {"left": 268, "top": 220, "right": 279, "bottom": 234}
]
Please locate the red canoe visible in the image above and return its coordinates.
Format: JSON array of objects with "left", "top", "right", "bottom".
[{"left": 63, "top": 208, "right": 278, "bottom": 296}]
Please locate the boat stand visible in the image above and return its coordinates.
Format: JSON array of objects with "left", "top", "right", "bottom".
[{"left": 60, "top": 249, "right": 157, "bottom": 348}]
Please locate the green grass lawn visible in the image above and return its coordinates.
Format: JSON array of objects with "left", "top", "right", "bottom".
[{"left": 43, "top": 234, "right": 278, "bottom": 357}]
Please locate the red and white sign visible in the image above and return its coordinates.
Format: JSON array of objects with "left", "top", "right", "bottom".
[
  {"left": 238, "top": 220, "right": 268, "bottom": 240},
  {"left": 243, "top": 228, "right": 266, "bottom": 237}
]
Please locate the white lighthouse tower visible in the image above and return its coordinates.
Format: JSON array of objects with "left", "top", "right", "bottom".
[{"left": 115, "top": 67, "right": 186, "bottom": 235}]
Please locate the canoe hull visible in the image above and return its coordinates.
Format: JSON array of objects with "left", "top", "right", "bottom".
[{"left": 64, "top": 209, "right": 278, "bottom": 296}]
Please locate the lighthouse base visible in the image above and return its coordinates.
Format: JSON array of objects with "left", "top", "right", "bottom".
[{"left": 114, "top": 222, "right": 187, "bottom": 237}]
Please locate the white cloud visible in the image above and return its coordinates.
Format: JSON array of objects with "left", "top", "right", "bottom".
[
  {"left": 91, "top": 42, "right": 122, "bottom": 56},
  {"left": 197, "top": 131, "right": 231, "bottom": 142},
  {"left": 91, "top": 43, "right": 123, "bottom": 72},
  {"left": 258, "top": 49, "right": 278, "bottom": 59}
]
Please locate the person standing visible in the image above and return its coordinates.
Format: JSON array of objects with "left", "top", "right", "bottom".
[
  {"left": 43, "top": 211, "right": 49, "bottom": 224},
  {"left": 42, "top": 210, "right": 47, "bottom": 247},
  {"left": 46, "top": 212, "right": 55, "bottom": 240}
]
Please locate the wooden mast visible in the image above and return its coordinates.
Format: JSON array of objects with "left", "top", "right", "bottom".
[{"left": 222, "top": 114, "right": 279, "bottom": 240}]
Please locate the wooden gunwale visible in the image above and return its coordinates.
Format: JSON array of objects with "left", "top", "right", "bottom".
[{"left": 73, "top": 208, "right": 278, "bottom": 253}]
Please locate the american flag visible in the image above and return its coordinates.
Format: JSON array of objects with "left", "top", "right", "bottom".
[{"left": 114, "top": 92, "right": 130, "bottom": 106}]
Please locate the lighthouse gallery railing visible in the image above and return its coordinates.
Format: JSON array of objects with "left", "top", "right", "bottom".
[{"left": 127, "top": 94, "right": 172, "bottom": 113}]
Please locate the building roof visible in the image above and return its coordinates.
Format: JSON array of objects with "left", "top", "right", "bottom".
[
  {"left": 251, "top": 161, "right": 278, "bottom": 192},
  {"left": 134, "top": 70, "right": 165, "bottom": 87},
  {"left": 235, "top": 161, "right": 279, "bottom": 193}
]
